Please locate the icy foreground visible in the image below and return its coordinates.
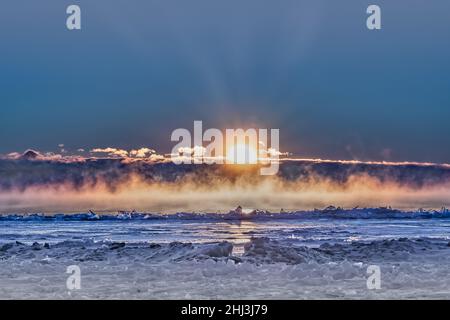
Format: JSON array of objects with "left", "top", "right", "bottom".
[{"left": 1, "top": 237, "right": 450, "bottom": 299}]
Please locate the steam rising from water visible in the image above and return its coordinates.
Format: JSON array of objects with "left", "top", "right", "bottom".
[{"left": 1, "top": 158, "right": 450, "bottom": 213}]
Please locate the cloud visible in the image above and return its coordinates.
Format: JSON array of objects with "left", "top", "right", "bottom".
[
  {"left": 0, "top": 149, "right": 79, "bottom": 162},
  {"left": 90, "top": 146, "right": 167, "bottom": 162},
  {"left": 129, "top": 148, "right": 156, "bottom": 158},
  {"left": 91, "top": 147, "right": 129, "bottom": 158},
  {"left": 261, "top": 148, "right": 290, "bottom": 158},
  {"left": 177, "top": 146, "right": 207, "bottom": 157},
  {"left": 5, "top": 152, "right": 22, "bottom": 160},
  {"left": 149, "top": 153, "right": 166, "bottom": 162},
  {"left": 1, "top": 146, "right": 168, "bottom": 164}
]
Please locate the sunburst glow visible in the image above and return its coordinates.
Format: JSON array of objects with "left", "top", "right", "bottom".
[{"left": 226, "top": 143, "right": 258, "bottom": 164}]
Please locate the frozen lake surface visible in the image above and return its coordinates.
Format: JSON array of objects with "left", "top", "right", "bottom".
[{"left": 1, "top": 211, "right": 450, "bottom": 299}]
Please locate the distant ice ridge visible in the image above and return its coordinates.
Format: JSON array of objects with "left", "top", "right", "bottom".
[{"left": 2, "top": 206, "right": 450, "bottom": 221}]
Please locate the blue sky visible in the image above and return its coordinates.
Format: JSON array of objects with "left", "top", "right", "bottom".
[{"left": 1, "top": 0, "right": 449, "bottom": 162}]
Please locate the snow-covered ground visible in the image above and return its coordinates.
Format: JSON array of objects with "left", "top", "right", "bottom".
[{"left": 1, "top": 212, "right": 450, "bottom": 299}]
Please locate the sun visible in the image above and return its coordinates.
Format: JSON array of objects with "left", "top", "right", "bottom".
[{"left": 226, "top": 143, "right": 258, "bottom": 164}]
